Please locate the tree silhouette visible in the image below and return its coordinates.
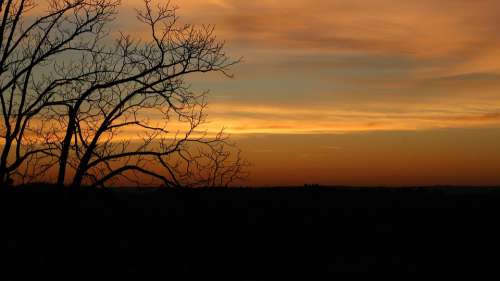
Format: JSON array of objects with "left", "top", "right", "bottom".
[{"left": 0, "top": 0, "right": 247, "bottom": 188}]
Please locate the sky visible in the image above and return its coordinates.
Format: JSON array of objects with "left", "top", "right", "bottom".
[{"left": 119, "top": 0, "right": 500, "bottom": 186}]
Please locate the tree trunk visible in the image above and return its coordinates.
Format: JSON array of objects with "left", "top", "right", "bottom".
[
  {"left": 57, "top": 107, "right": 75, "bottom": 188},
  {"left": 70, "top": 142, "right": 96, "bottom": 188},
  {"left": 0, "top": 136, "right": 12, "bottom": 186}
]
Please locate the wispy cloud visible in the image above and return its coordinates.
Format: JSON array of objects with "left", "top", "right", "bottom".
[{"left": 205, "top": 101, "right": 500, "bottom": 134}]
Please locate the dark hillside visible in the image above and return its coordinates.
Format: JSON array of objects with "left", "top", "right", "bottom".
[{"left": 3, "top": 186, "right": 500, "bottom": 279}]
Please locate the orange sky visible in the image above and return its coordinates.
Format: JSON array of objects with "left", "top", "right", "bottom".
[{"left": 113, "top": 1, "right": 500, "bottom": 186}]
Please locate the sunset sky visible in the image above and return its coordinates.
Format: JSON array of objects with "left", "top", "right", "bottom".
[{"left": 121, "top": 0, "right": 500, "bottom": 186}]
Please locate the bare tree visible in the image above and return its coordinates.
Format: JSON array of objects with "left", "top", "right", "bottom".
[
  {"left": 0, "top": 0, "right": 248, "bottom": 188},
  {"left": 0, "top": 0, "right": 120, "bottom": 186}
]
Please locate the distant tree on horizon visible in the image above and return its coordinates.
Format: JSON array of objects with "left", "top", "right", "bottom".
[{"left": 0, "top": 0, "right": 248, "bottom": 188}]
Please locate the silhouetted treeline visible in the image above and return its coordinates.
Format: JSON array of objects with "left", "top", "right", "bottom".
[{"left": 3, "top": 186, "right": 500, "bottom": 279}]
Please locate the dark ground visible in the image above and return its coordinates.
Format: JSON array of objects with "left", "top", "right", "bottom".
[{"left": 3, "top": 186, "right": 500, "bottom": 279}]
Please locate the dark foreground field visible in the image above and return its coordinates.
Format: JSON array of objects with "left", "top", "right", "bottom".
[{"left": 3, "top": 186, "right": 500, "bottom": 279}]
